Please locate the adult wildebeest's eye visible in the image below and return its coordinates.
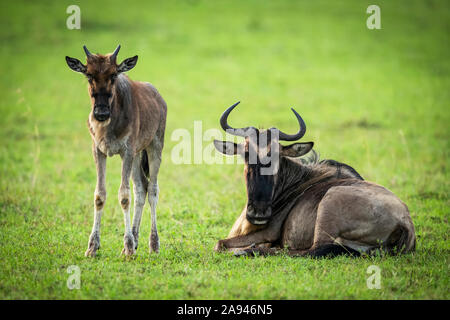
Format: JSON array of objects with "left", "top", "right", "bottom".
[{"left": 110, "top": 74, "right": 117, "bottom": 83}]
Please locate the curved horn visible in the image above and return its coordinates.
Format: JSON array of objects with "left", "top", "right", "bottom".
[
  {"left": 111, "top": 44, "right": 121, "bottom": 63},
  {"left": 83, "top": 45, "right": 92, "bottom": 58},
  {"left": 220, "top": 101, "right": 254, "bottom": 137},
  {"left": 277, "top": 108, "right": 307, "bottom": 141}
]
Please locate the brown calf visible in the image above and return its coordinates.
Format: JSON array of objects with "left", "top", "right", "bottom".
[{"left": 66, "top": 45, "right": 167, "bottom": 256}]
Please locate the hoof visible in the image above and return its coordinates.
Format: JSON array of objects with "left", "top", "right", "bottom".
[
  {"left": 122, "top": 233, "right": 136, "bottom": 256},
  {"left": 132, "top": 231, "right": 139, "bottom": 250},
  {"left": 233, "top": 249, "right": 249, "bottom": 257},
  {"left": 232, "top": 248, "right": 255, "bottom": 257},
  {"left": 85, "top": 232, "right": 100, "bottom": 257},
  {"left": 85, "top": 248, "right": 98, "bottom": 257},
  {"left": 214, "top": 240, "right": 226, "bottom": 252},
  {"left": 149, "top": 232, "right": 160, "bottom": 254}
]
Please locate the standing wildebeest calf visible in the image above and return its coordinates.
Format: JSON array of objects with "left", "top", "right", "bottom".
[
  {"left": 213, "top": 102, "right": 415, "bottom": 257},
  {"left": 66, "top": 45, "right": 167, "bottom": 256}
]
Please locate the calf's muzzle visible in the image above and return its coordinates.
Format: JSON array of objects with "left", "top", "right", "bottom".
[{"left": 93, "top": 105, "right": 111, "bottom": 122}]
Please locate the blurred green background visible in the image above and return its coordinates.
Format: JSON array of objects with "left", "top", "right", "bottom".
[{"left": 0, "top": 0, "right": 448, "bottom": 299}]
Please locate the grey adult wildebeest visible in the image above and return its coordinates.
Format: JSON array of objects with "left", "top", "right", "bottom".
[
  {"left": 65, "top": 45, "right": 167, "bottom": 256},
  {"left": 213, "top": 102, "right": 416, "bottom": 257}
]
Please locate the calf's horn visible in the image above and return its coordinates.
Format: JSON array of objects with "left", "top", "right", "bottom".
[
  {"left": 83, "top": 45, "right": 93, "bottom": 58},
  {"left": 111, "top": 44, "right": 121, "bottom": 63}
]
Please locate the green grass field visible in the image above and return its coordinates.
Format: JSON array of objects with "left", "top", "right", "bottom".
[{"left": 0, "top": 0, "right": 449, "bottom": 299}]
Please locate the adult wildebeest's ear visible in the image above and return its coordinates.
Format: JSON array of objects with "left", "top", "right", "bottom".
[
  {"left": 281, "top": 142, "right": 314, "bottom": 157},
  {"left": 65, "top": 56, "right": 87, "bottom": 74},
  {"left": 117, "top": 56, "right": 138, "bottom": 73},
  {"left": 214, "top": 140, "right": 243, "bottom": 156}
]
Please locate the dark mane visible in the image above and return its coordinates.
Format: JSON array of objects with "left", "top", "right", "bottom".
[
  {"left": 115, "top": 73, "right": 132, "bottom": 108},
  {"left": 271, "top": 151, "right": 364, "bottom": 217},
  {"left": 293, "top": 149, "right": 364, "bottom": 180},
  {"left": 319, "top": 159, "right": 364, "bottom": 180},
  {"left": 109, "top": 74, "right": 133, "bottom": 137}
]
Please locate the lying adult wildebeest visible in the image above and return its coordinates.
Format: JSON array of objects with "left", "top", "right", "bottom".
[
  {"left": 213, "top": 102, "right": 415, "bottom": 257},
  {"left": 65, "top": 45, "right": 167, "bottom": 256}
]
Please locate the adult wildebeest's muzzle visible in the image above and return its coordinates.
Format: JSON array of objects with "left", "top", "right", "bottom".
[
  {"left": 247, "top": 202, "right": 272, "bottom": 225},
  {"left": 93, "top": 104, "right": 111, "bottom": 122}
]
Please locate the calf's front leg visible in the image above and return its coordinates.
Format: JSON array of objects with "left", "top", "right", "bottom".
[
  {"left": 85, "top": 146, "right": 107, "bottom": 257},
  {"left": 119, "top": 152, "right": 136, "bottom": 256}
]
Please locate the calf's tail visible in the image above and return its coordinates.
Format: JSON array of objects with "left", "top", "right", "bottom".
[{"left": 141, "top": 150, "right": 150, "bottom": 179}]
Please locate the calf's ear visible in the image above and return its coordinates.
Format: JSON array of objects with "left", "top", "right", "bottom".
[
  {"left": 65, "top": 56, "right": 86, "bottom": 74},
  {"left": 214, "top": 140, "right": 243, "bottom": 156},
  {"left": 117, "top": 55, "right": 138, "bottom": 73},
  {"left": 281, "top": 142, "right": 314, "bottom": 157}
]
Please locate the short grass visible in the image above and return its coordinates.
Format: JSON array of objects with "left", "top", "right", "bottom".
[{"left": 0, "top": 0, "right": 449, "bottom": 299}]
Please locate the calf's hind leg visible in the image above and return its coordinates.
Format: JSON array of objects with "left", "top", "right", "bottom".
[
  {"left": 131, "top": 152, "right": 149, "bottom": 250},
  {"left": 147, "top": 139, "right": 163, "bottom": 253}
]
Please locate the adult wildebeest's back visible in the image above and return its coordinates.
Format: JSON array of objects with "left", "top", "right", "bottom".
[
  {"left": 278, "top": 158, "right": 416, "bottom": 254},
  {"left": 314, "top": 181, "right": 416, "bottom": 253}
]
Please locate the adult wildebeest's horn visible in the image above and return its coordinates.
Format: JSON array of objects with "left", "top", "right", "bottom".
[
  {"left": 220, "top": 101, "right": 255, "bottom": 137},
  {"left": 220, "top": 102, "right": 306, "bottom": 140},
  {"left": 111, "top": 44, "right": 121, "bottom": 63},
  {"left": 83, "top": 45, "right": 93, "bottom": 58},
  {"left": 277, "top": 108, "right": 306, "bottom": 141}
]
